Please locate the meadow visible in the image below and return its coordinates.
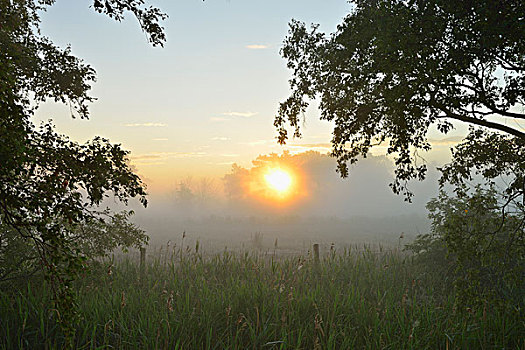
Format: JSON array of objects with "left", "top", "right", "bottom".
[{"left": 1, "top": 244, "right": 523, "bottom": 350}]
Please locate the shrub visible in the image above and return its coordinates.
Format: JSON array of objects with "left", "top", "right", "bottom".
[{"left": 407, "top": 186, "right": 524, "bottom": 310}]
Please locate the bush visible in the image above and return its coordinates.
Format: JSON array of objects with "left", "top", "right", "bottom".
[
  {"left": 407, "top": 186, "right": 524, "bottom": 310},
  {"left": 72, "top": 210, "right": 148, "bottom": 259},
  {"left": 0, "top": 211, "right": 147, "bottom": 284}
]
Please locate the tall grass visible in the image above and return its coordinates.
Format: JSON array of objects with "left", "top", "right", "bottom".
[{"left": 1, "top": 246, "right": 523, "bottom": 349}]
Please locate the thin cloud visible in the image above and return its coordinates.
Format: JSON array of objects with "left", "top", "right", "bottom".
[
  {"left": 210, "top": 117, "right": 231, "bottom": 122},
  {"left": 221, "top": 154, "right": 240, "bottom": 157},
  {"left": 212, "top": 137, "right": 231, "bottom": 141},
  {"left": 289, "top": 143, "right": 332, "bottom": 149},
  {"left": 152, "top": 138, "right": 168, "bottom": 141},
  {"left": 222, "top": 111, "right": 258, "bottom": 118},
  {"left": 130, "top": 152, "right": 207, "bottom": 162},
  {"left": 287, "top": 144, "right": 331, "bottom": 154},
  {"left": 124, "top": 123, "right": 167, "bottom": 127},
  {"left": 132, "top": 161, "right": 166, "bottom": 166},
  {"left": 245, "top": 44, "right": 269, "bottom": 49}
]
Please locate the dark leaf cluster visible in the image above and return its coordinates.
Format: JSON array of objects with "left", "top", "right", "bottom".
[
  {"left": 0, "top": 0, "right": 166, "bottom": 341},
  {"left": 277, "top": 0, "right": 525, "bottom": 200}
]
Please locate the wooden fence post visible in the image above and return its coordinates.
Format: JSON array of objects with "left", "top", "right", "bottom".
[
  {"left": 140, "top": 247, "right": 146, "bottom": 269},
  {"left": 313, "top": 243, "right": 320, "bottom": 265}
]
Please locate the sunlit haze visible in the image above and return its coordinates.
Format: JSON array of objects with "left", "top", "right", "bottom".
[
  {"left": 265, "top": 169, "right": 292, "bottom": 194},
  {"left": 34, "top": 0, "right": 465, "bottom": 198}
]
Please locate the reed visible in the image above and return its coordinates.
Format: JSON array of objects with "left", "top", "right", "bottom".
[{"left": 0, "top": 246, "right": 522, "bottom": 349}]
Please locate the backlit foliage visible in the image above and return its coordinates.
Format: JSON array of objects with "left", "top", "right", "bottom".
[{"left": 0, "top": 0, "right": 166, "bottom": 342}]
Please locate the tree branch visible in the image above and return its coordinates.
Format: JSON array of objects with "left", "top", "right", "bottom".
[
  {"left": 483, "top": 105, "right": 525, "bottom": 120},
  {"left": 437, "top": 112, "right": 525, "bottom": 139},
  {"left": 495, "top": 55, "right": 525, "bottom": 72}
]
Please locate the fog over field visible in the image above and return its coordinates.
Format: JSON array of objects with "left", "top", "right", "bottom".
[{"left": 129, "top": 152, "right": 439, "bottom": 251}]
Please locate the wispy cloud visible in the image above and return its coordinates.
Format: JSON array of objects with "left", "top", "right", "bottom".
[
  {"left": 124, "top": 123, "right": 167, "bottom": 127},
  {"left": 210, "top": 117, "right": 231, "bottom": 122},
  {"left": 287, "top": 143, "right": 332, "bottom": 154},
  {"left": 289, "top": 143, "right": 332, "bottom": 149},
  {"left": 132, "top": 161, "right": 166, "bottom": 166},
  {"left": 221, "top": 154, "right": 240, "bottom": 157},
  {"left": 130, "top": 152, "right": 207, "bottom": 164},
  {"left": 152, "top": 138, "right": 168, "bottom": 141},
  {"left": 245, "top": 44, "right": 269, "bottom": 49},
  {"left": 212, "top": 137, "right": 231, "bottom": 141},
  {"left": 222, "top": 111, "right": 257, "bottom": 118}
]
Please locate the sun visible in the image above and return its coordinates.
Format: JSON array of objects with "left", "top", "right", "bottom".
[{"left": 264, "top": 168, "right": 292, "bottom": 194}]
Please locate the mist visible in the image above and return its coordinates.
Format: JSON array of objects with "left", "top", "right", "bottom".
[{"left": 130, "top": 152, "right": 439, "bottom": 251}]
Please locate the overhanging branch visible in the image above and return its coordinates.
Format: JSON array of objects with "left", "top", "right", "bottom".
[
  {"left": 437, "top": 112, "right": 525, "bottom": 139},
  {"left": 483, "top": 105, "right": 525, "bottom": 120}
]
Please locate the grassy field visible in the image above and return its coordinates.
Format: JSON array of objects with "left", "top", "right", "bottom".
[{"left": 1, "top": 246, "right": 523, "bottom": 349}]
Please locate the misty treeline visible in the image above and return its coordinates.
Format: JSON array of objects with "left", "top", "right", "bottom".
[
  {"left": 140, "top": 151, "right": 433, "bottom": 250},
  {"left": 166, "top": 151, "right": 438, "bottom": 218}
]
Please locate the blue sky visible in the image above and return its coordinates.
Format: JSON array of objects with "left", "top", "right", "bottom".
[{"left": 34, "top": 0, "right": 461, "bottom": 192}]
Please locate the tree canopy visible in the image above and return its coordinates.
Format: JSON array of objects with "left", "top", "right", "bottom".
[
  {"left": 276, "top": 0, "right": 525, "bottom": 200},
  {"left": 0, "top": 0, "right": 167, "bottom": 339}
]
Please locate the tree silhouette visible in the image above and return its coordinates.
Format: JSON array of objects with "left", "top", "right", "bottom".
[
  {"left": 0, "top": 0, "right": 167, "bottom": 342},
  {"left": 276, "top": 0, "right": 524, "bottom": 200}
]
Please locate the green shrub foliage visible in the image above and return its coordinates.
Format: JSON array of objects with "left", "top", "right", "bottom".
[{"left": 408, "top": 186, "right": 524, "bottom": 310}]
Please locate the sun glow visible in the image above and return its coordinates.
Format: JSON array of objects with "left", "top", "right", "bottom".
[{"left": 264, "top": 168, "right": 292, "bottom": 194}]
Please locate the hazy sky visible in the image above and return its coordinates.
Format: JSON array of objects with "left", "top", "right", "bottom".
[{"left": 34, "top": 0, "right": 467, "bottom": 193}]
